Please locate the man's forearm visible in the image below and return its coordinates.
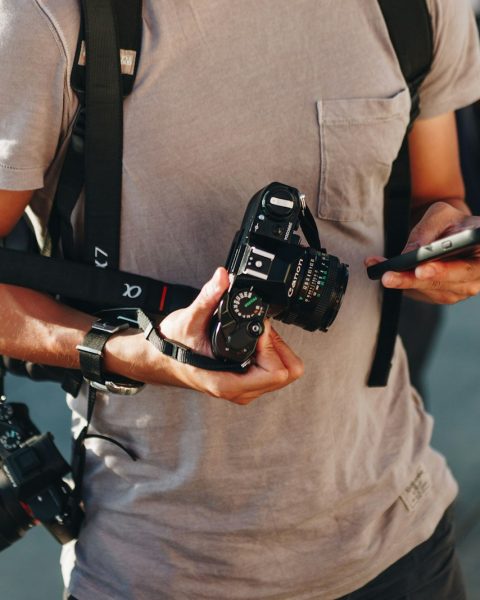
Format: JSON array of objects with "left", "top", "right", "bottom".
[
  {"left": 0, "top": 284, "right": 95, "bottom": 369},
  {"left": 0, "top": 282, "right": 180, "bottom": 388},
  {"left": 0, "top": 273, "right": 305, "bottom": 404},
  {"left": 408, "top": 112, "right": 471, "bottom": 227}
]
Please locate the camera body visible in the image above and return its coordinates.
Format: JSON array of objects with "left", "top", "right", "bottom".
[
  {"left": 0, "top": 397, "right": 83, "bottom": 551},
  {"left": 211, "top": 182, "right": 349, "bottom": 363}
]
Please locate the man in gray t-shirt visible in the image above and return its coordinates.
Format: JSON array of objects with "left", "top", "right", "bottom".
[{"left": 1, "top": 1, "right": 480, "bottom": 599}]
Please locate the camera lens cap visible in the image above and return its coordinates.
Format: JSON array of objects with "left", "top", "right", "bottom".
[{"left": 262, "top": 188, "right": 296, "bottom": 218}]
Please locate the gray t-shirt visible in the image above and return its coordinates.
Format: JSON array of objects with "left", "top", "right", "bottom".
[{"left": 1, "top": 1, "right": 480, "bottom": 598}]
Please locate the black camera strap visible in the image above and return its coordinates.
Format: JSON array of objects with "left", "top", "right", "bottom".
[
  {"left": 0, "top": 248, "right": 198, "bottom": 315},
  {"left": 134, "top": 309, "right": 250, "bottom": 372},
  {"left": 49, "top": 0, "right": 143, "bottom": 263},
  {"left": 368, "top": 0, "right": 434, "bottom": 387},
  {"left": 299, "top": 204, "right": 322, "bottom": 251},
  {"left": 81, "top": 0, "right": 123, "bottom": 269}
]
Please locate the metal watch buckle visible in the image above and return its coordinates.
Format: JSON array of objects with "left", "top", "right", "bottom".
[
  {"left": 91, "top": 321, "right": 130, "bottom": 335},
  {"left": 88, "top": 379, "right": 145, "bottom": 396}
]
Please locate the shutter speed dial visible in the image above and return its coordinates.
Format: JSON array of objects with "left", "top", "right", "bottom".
[{"left": 230, "top": 290, "right": 266, "bottom": 321}]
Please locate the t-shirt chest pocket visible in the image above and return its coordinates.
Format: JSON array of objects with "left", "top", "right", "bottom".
[{"left": 317, "top": 88, "right": 411, "bottom": 223}]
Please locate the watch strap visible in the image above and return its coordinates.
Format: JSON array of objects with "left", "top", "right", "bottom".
[{"left": 77, "top": 320, "right": 145, "bottom": 394}]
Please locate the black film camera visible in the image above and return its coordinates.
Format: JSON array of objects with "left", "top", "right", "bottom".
[
  {"left": 0, "top": 395, "right": 83, "bottom": 551},
  {"left": 211, "top": 182, "right": 349, "bottom": 363}
]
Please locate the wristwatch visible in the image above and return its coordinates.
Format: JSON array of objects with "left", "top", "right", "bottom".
[{"left": 76, "top": 319, "right": 145, "bottom": 395}]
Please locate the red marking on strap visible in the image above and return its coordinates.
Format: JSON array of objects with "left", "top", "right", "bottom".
[
  {"left": 20, "top": 501, "right": 39, "bottom": 524},
  {"left": 159, "top": 285, "right": 168, "bottom": 312}
]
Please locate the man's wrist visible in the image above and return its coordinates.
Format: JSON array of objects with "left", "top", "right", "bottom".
[
  {"left": 103, "top": 328, "right": 166, "bottom": 385},
  {"left": 76, "top": 320, "right": 145, "bottom": 394},
  {"left": 410, "top": 197, "right": 471, "bottom": 227}
]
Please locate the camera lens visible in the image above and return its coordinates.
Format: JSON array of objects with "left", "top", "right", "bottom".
[
  {"left": 0, "top": 470, "right": 33, "bottom": 551},
  {"left": 275, "top": 248, "right": 349, "bottom": 332}
]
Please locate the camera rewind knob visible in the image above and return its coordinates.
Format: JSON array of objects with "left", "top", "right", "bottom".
[
  {"left": 246, "top": 320, "right": 264, "bottom": 338},
  {"left": 262, "top": 188, "right": 296, "bottom": 218}
]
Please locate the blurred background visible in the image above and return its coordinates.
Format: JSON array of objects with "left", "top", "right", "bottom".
[{"left": 0, "top": 2, "right": 479, "bottom": 599}]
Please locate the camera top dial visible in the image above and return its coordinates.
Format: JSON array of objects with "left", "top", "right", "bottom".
[
  {"left": 230, "top": 289, "right": 266, "bottom": 321},
  {"left": 0, "top": 428, "right": 22, "bottom": 452}
]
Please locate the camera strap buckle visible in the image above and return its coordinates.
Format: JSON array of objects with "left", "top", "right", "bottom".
[{"left": 160, "top": 339, "right": 191, "bottom": 364}]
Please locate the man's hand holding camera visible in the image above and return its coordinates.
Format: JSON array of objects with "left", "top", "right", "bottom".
[{"left": 104, "top": 267, "right": 304, "bottom": 405}]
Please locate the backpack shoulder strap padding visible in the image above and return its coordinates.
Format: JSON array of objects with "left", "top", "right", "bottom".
[{"left": 71, "top": 0, "right": 143, "bottom": 100}]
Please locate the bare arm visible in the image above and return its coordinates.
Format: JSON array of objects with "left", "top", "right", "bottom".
[
  {"left": 0, "top": 189, "right": 96, "bottom": 368},
  {"left": 0, "top": 190, "right": 303, "bottom": 403},
  {"left": 408, "top": 111, "right": 470, "bottom": 223},
  {"left": 0, "top": 190, "right": 37, "bottom": 237},
  {"left": 366, "top": 111, "right": 480, "bottom": 304}
]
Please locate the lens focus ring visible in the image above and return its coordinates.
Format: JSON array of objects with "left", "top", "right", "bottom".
[{"left": 275, "top": 249, "right": 348, "bottom": 332}]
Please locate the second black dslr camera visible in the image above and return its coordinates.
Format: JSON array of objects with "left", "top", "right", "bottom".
[
  {"left": 0, "top": 395, "right": 82, "bottom": 551},
  {"left": 211, "top": 182, "right": 349, "bottom": 363}
]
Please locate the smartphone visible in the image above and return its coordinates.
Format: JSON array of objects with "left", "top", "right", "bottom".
[{"left": 367, "top": 227, "right": 480, "bottom": 280}]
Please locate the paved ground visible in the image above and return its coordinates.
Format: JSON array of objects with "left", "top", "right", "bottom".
[{"left": 0, "top": 295, "right": 479, "bottom": 599}]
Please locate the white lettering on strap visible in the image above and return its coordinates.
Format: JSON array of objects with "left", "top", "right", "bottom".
[
  {"left": 95, "top": 247, "right": 109, "bottom": 268},
  {"left": 123, "top": 284, "right": 142, "bottom": 299}
]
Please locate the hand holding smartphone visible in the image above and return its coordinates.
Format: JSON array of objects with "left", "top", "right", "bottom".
[{"left": 367, "top": 227, "right": 480, "bottom": 280}]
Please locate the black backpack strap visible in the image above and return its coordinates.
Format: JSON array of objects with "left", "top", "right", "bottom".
[
  {"left": 48, "top": 0, "right": 143, "bottom": 262},
  {"left": 368, "top": 0, "right": 434, "bottom": 387},
  {"left": 71, "top": 0, "right": 142, "bottom": 101}
]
